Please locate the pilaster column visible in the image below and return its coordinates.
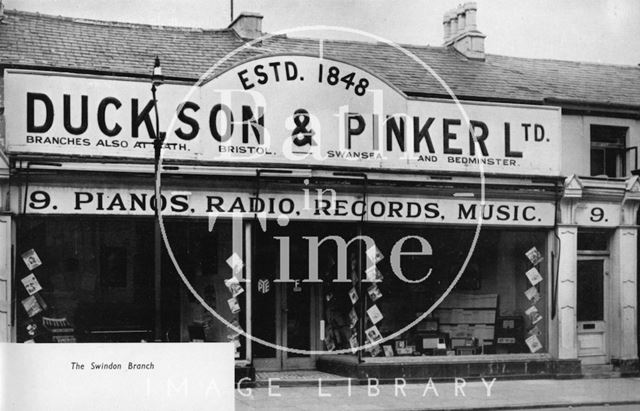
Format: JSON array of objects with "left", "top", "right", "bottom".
[
  {"left": 556, "top": 224, "right": 578, "bottom": 359},
  {"left": 555, "top": 175, "right": 582, "bottom": 359},
  {"left": 614, "top": 176, "right": 640, "bottom": 360},
  {"left": 610, "top": 226, "right": 637, "bottom": 359},
  {"left": 0, "top": 216, "right": 11, "bottom": 342}
]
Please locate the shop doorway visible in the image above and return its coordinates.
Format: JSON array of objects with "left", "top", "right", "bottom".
[
  {"left": 252, "top": 279, "right": 319, "bottom": 370},
  {"left": 576, "top": 257, "right": 609, "bottom": 364},
  {"left": 251, "top": 222, "right": 328, "bottom": 371}
]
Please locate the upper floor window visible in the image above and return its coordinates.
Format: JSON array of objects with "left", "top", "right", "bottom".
[{"left": 590, "top": 125, "right": 628, "bottom": 178}]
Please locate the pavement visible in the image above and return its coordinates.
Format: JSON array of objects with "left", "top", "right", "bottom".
[{"left": 236, "top": 376, "right": 640, "bottom": 410}]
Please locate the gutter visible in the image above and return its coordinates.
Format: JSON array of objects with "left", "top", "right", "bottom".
[
  {"left": 405, "top": 91, "right": 544, "bottom": 107},
  {"left": 543, "top": 97, "right": 640, "bottom": 119},
  {"left": 0, "top": 63, "right": 198, "bottom": 84}
]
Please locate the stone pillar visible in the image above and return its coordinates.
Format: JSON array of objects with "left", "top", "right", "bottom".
[
  {"left": 610, "top": 227, "right": 638, "bottom": 360},
  {"left": 616, "top": 178, "right": 640, "bottom": 368},
  {"left": 557, "top": 225, "right": 578, "bottom": 359}
]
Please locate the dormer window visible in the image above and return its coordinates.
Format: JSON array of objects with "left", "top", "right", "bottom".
[{"left": 590, "top": 125, "right": 627, "bottom": 178}]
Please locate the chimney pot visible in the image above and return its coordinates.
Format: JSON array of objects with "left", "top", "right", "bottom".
[
  {"left": 464, "top": 2, "right": 478, "bottom": 31},
  {"left": 448, "top": 10, "right": 458, "bottom": 42},
  {"left": 228, "top": 11, "right": 264, "bottom": 40},
  {"left": 442, "top": 12, "right": 452, "bottom": 43},
  {"left": 456, "top": 5, "right": 466, "bottom": 36}
]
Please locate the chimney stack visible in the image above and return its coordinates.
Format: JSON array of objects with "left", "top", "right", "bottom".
[
  {"left": 442, "top": 2, "right": 486, "bottom": 61},
  {"left": 228, "top": 12, "right": 263, "bottom": 40}
]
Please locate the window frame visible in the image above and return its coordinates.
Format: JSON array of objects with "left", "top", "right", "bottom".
[{"left": 589, "top": 124, "right": 628, "bottom": 178}]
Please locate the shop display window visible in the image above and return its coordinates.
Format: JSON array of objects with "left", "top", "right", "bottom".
[
  {"left": 17, "top": 217, "right": 155, "bottom": 343},
  {"left": 246, "top": 220, "right": 548, "bottom": 357},
  {"left": 166, "top": 219, "right": 244, "bottom": 351},
  {"left": 317, "top": 225, "right": 549, "bottom": 357},
  {"left": 16, "top": 217, "right": 243, "bottom": 352}
]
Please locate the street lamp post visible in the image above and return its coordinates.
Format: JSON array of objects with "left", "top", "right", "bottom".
[
  {"left": 151, "top": 56, "right": 166, "bottom": 169},
  {"left": 151, "top": 56, "right": 165, "bottom": 341}
]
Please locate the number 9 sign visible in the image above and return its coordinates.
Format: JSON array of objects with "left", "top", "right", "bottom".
[
  {"left": 576, "top": 203, "right": 619, "bottom": 227},
  {"left": 29, "top": 190, "right": 51, "bottom": 210}
]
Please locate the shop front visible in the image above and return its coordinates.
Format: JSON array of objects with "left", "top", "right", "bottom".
[{"left": 5, "top": 49, "right": 634, "bottom": 380}]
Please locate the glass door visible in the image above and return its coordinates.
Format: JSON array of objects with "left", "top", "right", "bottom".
[
  {"left": 252, "top": 245, "right": 281, "bottom": 370},
  {"left": 251, "top": 222, "right": 319, "bottom": 370},
  {"left": 281, "top": 281, "right": 317, "bottom": 369}
]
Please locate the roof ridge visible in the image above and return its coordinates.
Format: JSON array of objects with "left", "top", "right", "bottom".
[
  {"left": 486, "top": 51, "right": 640, "bottom": 70},
  {"left": 275, "top": 33, "right": 448, "bottom": 52},
  {"left": 4, "top": 8, "right": 232, "bottom": 33}
]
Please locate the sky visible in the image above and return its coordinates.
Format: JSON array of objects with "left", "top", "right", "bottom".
[{"left": 5, "top": 0, "right": 640, "bottom": 66}]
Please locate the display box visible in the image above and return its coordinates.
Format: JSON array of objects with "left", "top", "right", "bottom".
[
  {"left": 396, "top": 346, "right": 415, "bottom": 356},
  {"left": 497, "top": 316, "right": 524, "bottom": 332},
  {"left": 495, "top": 315, "right": 525, "bottom": 352},
  {"left": 440, "top": 293, "right": 498, "bottom": 309},
  {"left": 450, "top": 324, "right": 472, "bottom": 338},
  {"left": 460, "top": 310, "right": 474, "bottom": 323},
  {"left": 456, "top": 346, "right": 479, "bottom": 355},
  {"left": 451, "top": 337, "right": 471, "bottom": 347},
  {"left": 417, "top": 319, "right": 439, "bottom": 332},
  {"left": 471, "top": 325, "right": 495, "bottom": 343},
  {"left": 417, "top": 334, "right": 447, "bottom": 351},
  {"left": 482, "top": 344, "right": 496, "bottom": 354},
  {"left": 421, "top": 337, "right": 440, "bottom": 349}
]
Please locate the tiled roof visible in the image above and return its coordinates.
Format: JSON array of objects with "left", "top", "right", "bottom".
[{"left": 2, "top": 9, "right": 640, "bottom": 107}]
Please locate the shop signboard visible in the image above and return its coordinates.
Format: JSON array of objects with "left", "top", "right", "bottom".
[
  {"left": 20, "top": 185, "right": 556, "bottom": 227},
  {"left": 5, "top": 55, "right": 561, "bottom": 176},
  {"left": 574, "top": 202, "right": 620, "bottom": 227}
]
